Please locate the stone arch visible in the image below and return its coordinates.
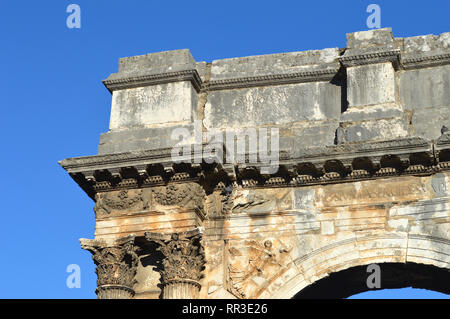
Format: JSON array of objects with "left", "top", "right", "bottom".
[{"left": 264, "top": 233, "right": 450, "bottom": 299}]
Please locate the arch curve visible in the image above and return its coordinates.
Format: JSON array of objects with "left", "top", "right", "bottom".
[
  {"left": 265, "top": 234, "right": 450, "bottom": 299},
  {"left": 293, "top": 262, "right": 449, "bottom": 298}
]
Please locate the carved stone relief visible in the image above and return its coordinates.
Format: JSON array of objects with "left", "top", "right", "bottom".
[
  {"left": 152, "top": 183, "right": 206, "bottom": 210},
  {"left": 226, "top": 239, "right": 292, "bottom": 298},
  {"left": 206, "top": 189, "right": 234, "bottom": 218},
  {"left": 94, "top": 183, "right": 206, "bottom": 218},
  {"left": 94, "top": 189, "right": 150, "bottom": 218}
]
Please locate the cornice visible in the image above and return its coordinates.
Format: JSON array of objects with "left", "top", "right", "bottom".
[
  {"left": 102, "top": 65, "right": 340, "bottom": 93},
  {"left": 401, "top": 52, "right": 450, "bottom": 70},
  {"left": 206, "top": 66, "right": 340, "bottom": 91},
  {"left": 60, "top": 147, "right": 178, "bottom": 173},
  {"left": 102, "top": 69, "right": 203, "bottom": 93},
  {"left": 340, "top": 49, "right": 401, "bottom": 69},
  {"left": 59, "top": 137, "right": 450, "bottom": 200},
  {"left": 340, "top": 46, "right": 450, "bottom": 70}
]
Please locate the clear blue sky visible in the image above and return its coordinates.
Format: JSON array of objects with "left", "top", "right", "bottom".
[{"left": 0, "top": 0, "right": 448, "bottom": 299}]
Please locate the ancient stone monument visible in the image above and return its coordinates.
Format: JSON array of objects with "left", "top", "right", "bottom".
[{"left": 60, "top": 28, "right": 450, "bottom": 299}]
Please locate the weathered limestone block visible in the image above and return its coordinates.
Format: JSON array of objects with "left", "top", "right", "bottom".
[
  {"left": 340, "top": 105, "right": 404, "bottom": 122},
  {"left": 204, "top": 81, "right": 341, "bottom": 129},
  {"left": 114, "top": 49, "right": 196, "bottom": 75},
  {"left": 399, "top": 64, "right": 450, "bottom": 140},
  {"left": 343, "top": 118, "right": 408, "bottom": 143},
  {"left": 293, "top": 189, "right": 315, "bottom": 210},
  {"left": 279, "top": 120, "right": 339, "bottom": 149},
  {"left": 400, "top": 65, "right": 450, "bottom": 110},
  {"left": 98, "top": 123, "right": 196, "bottom": 154},
  {"left": 410, "top": 107, "right": 450, "bottom": 140},
  {"left": 406, "top": 235, "right": 450, "bottom": 269},
  {"left": 202, "top": 48, "right": 343, "bottom": 152},
  {"left": 209, "top": 48, "right": 339, "bottom": 81},
  {"left": 346, "top": 28, "right": 394, "bottom": 49},
  {"left": 397, "top": 32, "right": 450, "bottom": 140},
  {"left": 346, "top": 62, "right": 396, "bottom": 107},
  {"left": 401, "top": 32, "right": 450, "bottom": 69},
  {"left": 110, "top": 82, "right": 198, "bottom": 130},
  {"left": 339, "top": 29, "right": 408, "bottom": 143},
  {"left": 403, "top": 32, "right": 450, "bottom": 52}
]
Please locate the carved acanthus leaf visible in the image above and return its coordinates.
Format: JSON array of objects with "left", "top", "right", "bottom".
[
  {"left": 80, "top": 236, "right": 140, "bottom": 289},
  {"left": 145, "top": 231, "right": 205, "bottom": 284}
]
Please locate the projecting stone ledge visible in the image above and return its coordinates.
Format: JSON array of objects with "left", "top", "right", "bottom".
[{"left": 59, "top": 136, "right": 446, "bottom": 202}]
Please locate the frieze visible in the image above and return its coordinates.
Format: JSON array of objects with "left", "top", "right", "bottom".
[
  {"left": 152, "top": 183, "right": 206, "bottom": 210},
  {"left": 94, "top": 189, "right": 150, "bottom": 218},
  {"left": 318, "top": 178, "right": 430, "bottom": 206}
]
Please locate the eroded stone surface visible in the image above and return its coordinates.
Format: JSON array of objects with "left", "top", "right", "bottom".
[{"left": 110, "top": 81, "right": 197, "bottom": 130}]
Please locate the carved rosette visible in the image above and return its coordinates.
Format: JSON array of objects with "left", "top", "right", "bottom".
[
  {"left": 145, "top": 230, "right": 205, "bottom": 299},
  {"left": 80, "top": 235, "right": 139, "bottom": 299}
]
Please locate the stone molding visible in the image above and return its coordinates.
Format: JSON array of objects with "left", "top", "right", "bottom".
[
  {"left": 59, "top": 137, "right": 448, "bottom": 199},
  {"left": 103, "top": 64, "right": 341, "bottom": 93},
  {"left": 402, "top": 52, "right": 450, "bottom": 70},
  {"left": 340, "top": 48, "right": 401, "bottom": 69},
  {"left": 206, "top": 66, "right": 340, "bottom": 91},
  {"left": 79, "top": 235, "right": 139, "bottom": 299},
  {"left": 103, "top": 69, "right": 203, "bottom": 93},
  {"left": 340, "top": 48, "right": 450, "bottom": 70}
]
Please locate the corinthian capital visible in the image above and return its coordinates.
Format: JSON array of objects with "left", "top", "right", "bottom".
[
  {"left": 80, "top": 235, "right": 139, "bottom": 299},
  {"left": 145, "top": 229, "right": 205, "bottom": 286}
]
